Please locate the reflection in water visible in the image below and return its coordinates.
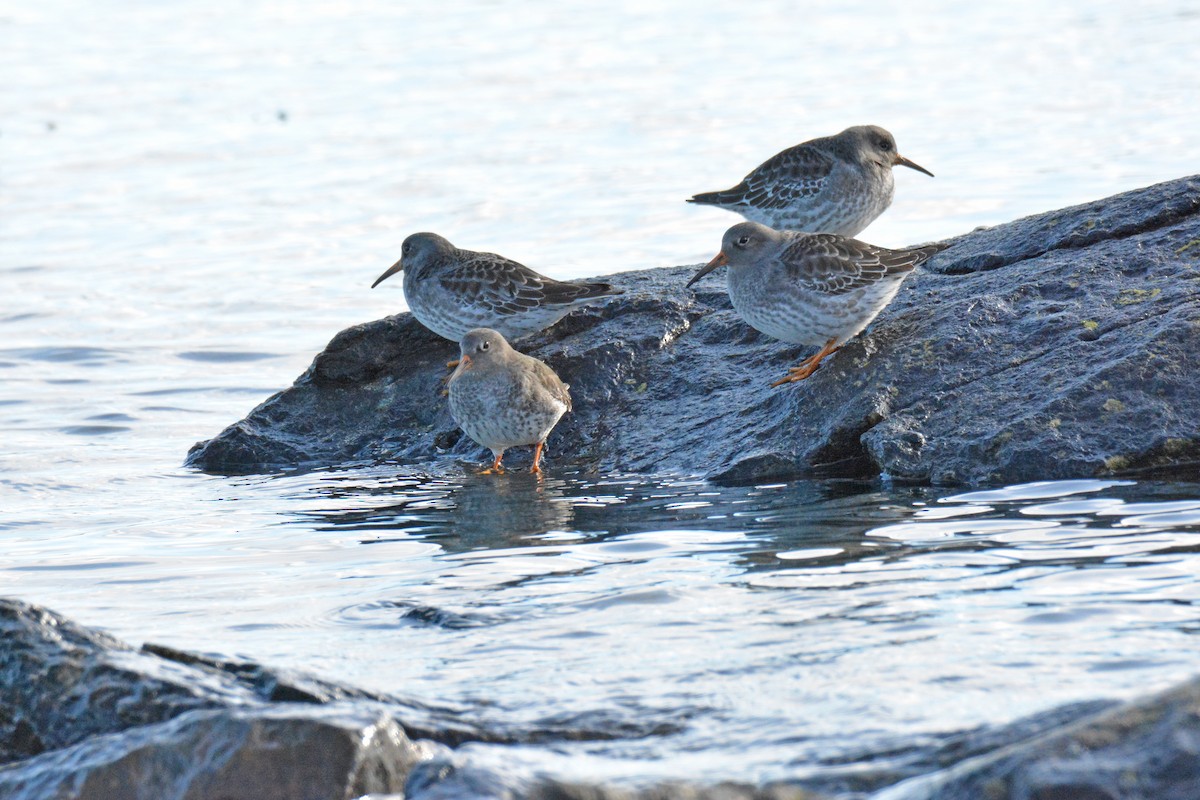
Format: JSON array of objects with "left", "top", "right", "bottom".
[
  {"left": 294, "top": 468, "right": 914, "bottom": 553},
  {"left": 441, "top": 474, "right": 578, "bottom": 547},
  {"left": 267, "top": 473, "right": 1200, "bottom": 785},
  {"left": 291, "top": 470, "right": 579, "bottom": 549}
]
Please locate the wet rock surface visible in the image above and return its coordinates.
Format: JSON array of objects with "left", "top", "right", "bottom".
[
  {"left": 3, "top": 598, "right": 1199, "bottom": 799},
  {"left": 0, "top": 599, "right": 252, "bottom": 764},
  {"left": 875, "top": 675, "right": 1200, "bottom": 800},
  {"left": 0, "top": 705, "right": 422, "bottom": 800},
  {"left": 186, "top": 176, "right": 1200, "bottom": 486}
]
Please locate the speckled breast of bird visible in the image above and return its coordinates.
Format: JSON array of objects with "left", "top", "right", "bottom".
[
  {"left": 727, "top": 262, "right": 909, "bottom": 348},
  {"left": 803, "top": 166, "right": 894, "bottom": 237},
  {"left": 449, "top": 371, "right": 566, "bottom": 451}
]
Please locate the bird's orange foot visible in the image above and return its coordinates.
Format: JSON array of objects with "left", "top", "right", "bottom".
[
  {"left": 479, "top": 454, "right": 505, "bottom": 475},
  {"left": 770, "top": 338, "right": 840, "bottom": 388},
  {"left": 770, "top": 361, "right": 822, "bottom": 387},
  {"left": 446, "top": 358, "right": 460, "bottom": 369}
]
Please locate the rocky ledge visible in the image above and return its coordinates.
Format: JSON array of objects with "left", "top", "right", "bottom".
[
  {"left": 3, "top": 598, "right": 1199, "bottom": 799},
  {"left": 187, "top": 176, "right": 1200, "bottom": 485}
]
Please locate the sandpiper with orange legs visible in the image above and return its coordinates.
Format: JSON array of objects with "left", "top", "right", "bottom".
[
  {"left": 447, "top": 329, "right": 571, "bottom": 475},
  {"left": 688, "top": 222, "right": 947, "bottom": 386}
]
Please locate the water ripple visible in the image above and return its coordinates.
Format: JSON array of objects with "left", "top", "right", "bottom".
[
  {"left": 177, "top": 350, "right": 282, "bottom": 363},
  {"left": 0, "top": 346, "right": 125, "bottom": 364},
  {"left": 60, "top": 424, "right": 131, "bottom": 436}
]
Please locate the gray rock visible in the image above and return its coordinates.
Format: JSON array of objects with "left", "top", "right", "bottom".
[
  {"left": 0, "top": 599, "right": 425, "bottom": 799},
  {"left": 0, "top": 704, "right": 422, "bottom": 800},
  {"left": 137, "top": 642, "right": 501, "bottom": 747},
  {"left": 186, "top": 176, "right": 1200, "bottom": 485},
  {"left": 0, "top": 596, "right": 538, "bottom": 772},
  {"left": 0, "top": 599, "right": 255, "bottom": 764},
  {"left": 874, "top": 675, "right": 1200, "bottom": 800},
  {"left": 777, "top": 699, "right": 1117, "bottom": 798},
  {"left": 4, "top": 600, "right": 1200, "bottom": 800}
]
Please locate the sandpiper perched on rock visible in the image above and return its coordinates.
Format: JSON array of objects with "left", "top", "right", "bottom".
[
  {"left": 447, "top": 328, "right": 571, "bottom": 474},
  {"left": 688, "top": 221, "right": 947, "bottom": 386},
  {"left": 687, "top": 125, "right": 933, "bottom": 236},
  {"left": 371, "top": 232, "right": 623, "bottom": 343}
]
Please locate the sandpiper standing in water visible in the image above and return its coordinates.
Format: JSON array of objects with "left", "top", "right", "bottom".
[
  {"left": 687, "top": 221, "right": 947, "bottom": 386},
  {"left": 371, "top": 233, "right": 623, "bottom": 343},
  {"left": 687, "top": 125, "right": 933, "bottom": 236},
  {"left": 447, "top": 328, "right": 571, "bottom": 474}
]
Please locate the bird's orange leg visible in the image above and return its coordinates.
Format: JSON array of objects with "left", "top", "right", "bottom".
[
  {"left": 480, "top": 452, "right": 506, "bottom": 475},
  {"left": 446, "top": 358, "right": 460, "bottom": 369},
  {"left": 770, "top": 338, "right": 840, "bottom": 387},
  {"left": 530, "top": 441, "right": 545, "bottom": 475}
]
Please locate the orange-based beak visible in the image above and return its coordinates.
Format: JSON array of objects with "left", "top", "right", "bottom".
[
  {"left": 371, "top": 257, "right": 404, "bottom": 289},
  {"left": 458, "top": 354, "right": 473, "bottom": 369},
  {"left": 894, "top": 154, "right": 934, "bottom": 177},
  {"left": 686, "top": 251, "right": 729, "bottom": 289}
]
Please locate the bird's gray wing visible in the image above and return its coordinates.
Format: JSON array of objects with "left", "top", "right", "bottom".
[
  {"left": 438, "top": 254, "right": 617, "bottom": 317},
  {"left": 778, "top": 234, "right": 940, "bottom": 295},
  {"left": 737, "top": 145, "right": 836, "bottom": 208},
  {"left": 690, "top": 144, "right": 834, "bottom": 208},
  {"left": 525, "top": 356, "right": 572, "bottom": 411}
]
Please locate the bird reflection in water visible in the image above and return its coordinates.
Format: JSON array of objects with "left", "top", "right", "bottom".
[
  {"left": 445, "top": 472, "right": 576, "bottom": 549},
  {"left": 316, "top": 470, "right": 579, "bottom": 554}
]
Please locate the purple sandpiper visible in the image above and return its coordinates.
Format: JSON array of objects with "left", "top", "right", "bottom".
[
  {"left": 687, "top": 221, "right": 947, "bottom": 386},
  {"left": 687, "top": 125, "right": 933, "bottom": 236},
  {"left": 447, "top": 328, "right": 571, "bottom": 474},
  {"left": 372, "top": 233, "right": 623, "bottom": 343}
]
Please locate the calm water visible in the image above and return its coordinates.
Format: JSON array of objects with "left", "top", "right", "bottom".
[{"left": 3, "top": 0, "right": 1200, "bottom": 790}]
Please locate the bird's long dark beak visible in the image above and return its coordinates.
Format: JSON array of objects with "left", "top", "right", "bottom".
[
  {"left": 894, "top": 154, "right": 934, "bottom": 177},
  {"left": 686, "top": 251, "right": 729, "bottom": 289},
  {"left": 371, "top": 258, "right": 404, "bottom": 289}
]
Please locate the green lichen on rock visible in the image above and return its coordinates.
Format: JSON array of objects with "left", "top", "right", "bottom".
[
  {"left": 1114, "top": 288, "right": 1162, "bottom": 306},
  {"left": 1105, "top": 455, "right": 1131, "bottom": 472},
  {"left": 1162, "top": 438, "right": 1195, "bottom": 456},
  {"left": 1175, "top": 238, "right": 1200, "bottom": 256}
]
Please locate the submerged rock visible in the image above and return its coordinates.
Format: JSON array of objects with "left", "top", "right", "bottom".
[{"left": 189, "top": 174, "right": 1200, "bottom": 485}]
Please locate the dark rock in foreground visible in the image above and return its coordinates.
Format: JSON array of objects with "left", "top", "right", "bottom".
[
  {"left": 0, "top": 600, "right": 430, "bottom": 800},
  {"left": 0, "top": 705, "right": 419, "bottom": 800},
  {"left": 0, "top": 600, "right": 250, "bottom": 764},
  {"left": 2, "top": 598, "right": 1199, "bottom": 799},
  {"left": 876, "top": 674, "right": 1200, "bottom": 800},
  {"left": 187, "top": 176, "right": 1200, "bottom": 485}
]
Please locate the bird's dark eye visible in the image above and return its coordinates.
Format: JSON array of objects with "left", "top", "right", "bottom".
[
  {"left": 736, "top": 236, "right": 751, "bottom": 247},
  {"left": 480, "top": 340, "right": 490, "bottom": 351},
  {"left": 876, "top": 137, "right": 893, "bottom": 151},
  {"left": 402, "top": 242, "right": 410, "bottom": 255}
]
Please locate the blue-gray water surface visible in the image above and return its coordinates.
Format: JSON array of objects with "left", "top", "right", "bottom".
[{"left": 3, "top": 0, "right": 1200, "bottom": 790}]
